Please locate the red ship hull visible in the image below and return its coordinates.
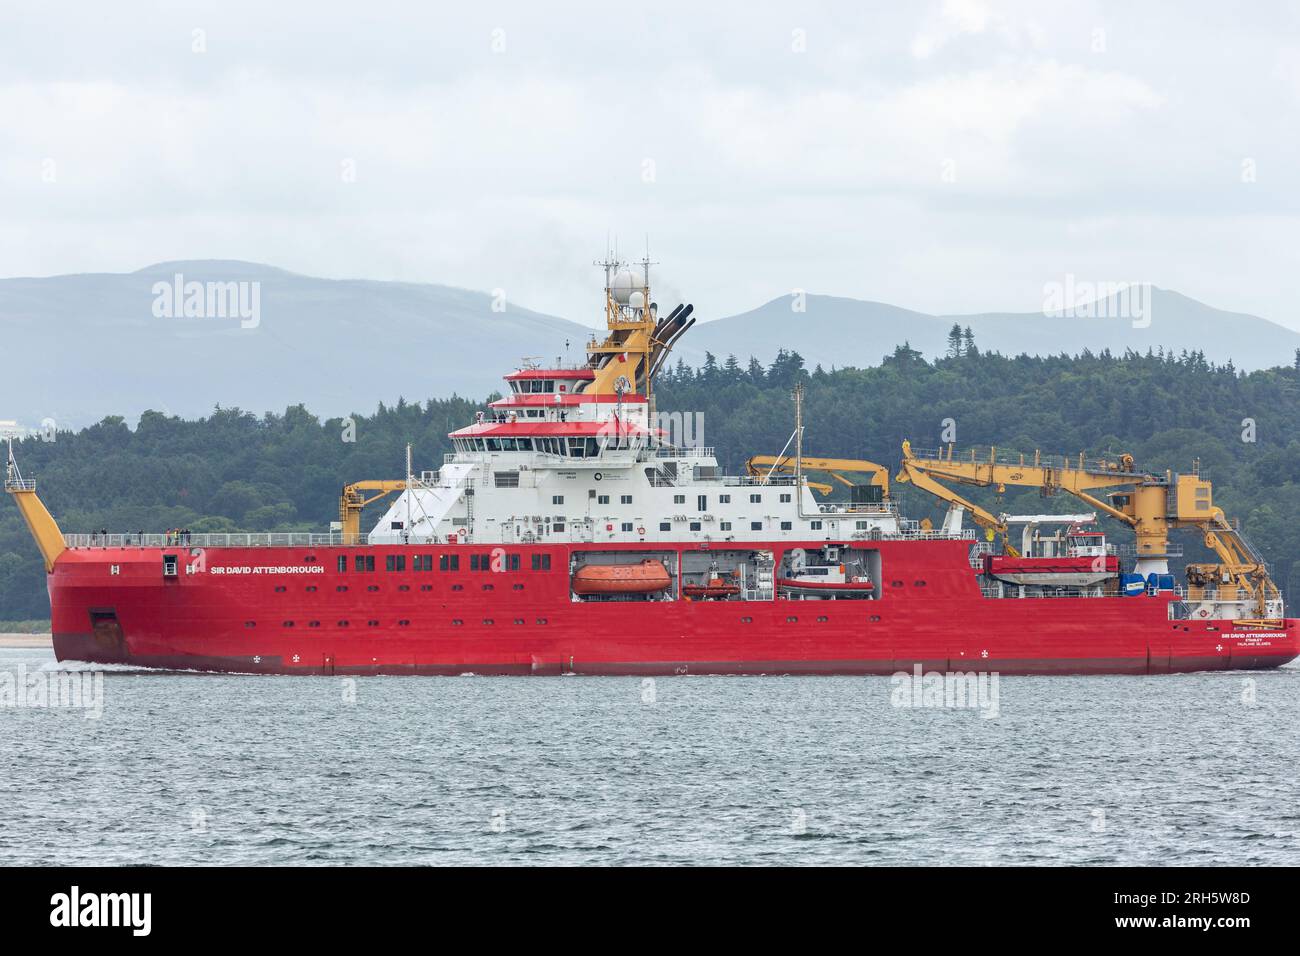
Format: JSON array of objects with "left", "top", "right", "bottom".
[{"left": 46, "top": 540, "right": 1298, "bottom": 676}]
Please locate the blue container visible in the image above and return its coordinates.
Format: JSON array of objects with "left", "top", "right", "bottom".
[{"left": 1121, "top": 573, "right": 1146, "bottom": 596}]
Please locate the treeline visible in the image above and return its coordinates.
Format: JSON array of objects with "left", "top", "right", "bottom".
[{"left": 2, "top": 341, "right": 1299, "bottom": 620}]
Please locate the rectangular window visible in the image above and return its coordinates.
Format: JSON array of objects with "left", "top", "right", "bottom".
[
  {"left": 470, "top": 554, "right": 480, "bottom": 571},
  {"left": 509, "top": 553, "right": 520, "bottom": 571},
  {"left": 620, "top": 495, "right": 633, "bottom": 504},
  {"left": 780, "top": 493, "right": 791, "bottom": 503},
  {"left": 673, "top": 494, "right": 685, "bottom": 504},
  {"left": 810, "top": 520, "right": 823, "bottom": 530},
  {"left": 697, "top": 495, "right": 707, "bottom": 511},
  {"left": 750, "top": 521, "right": 762, "bottom": 531},
  {"left": 621, "top": 522, "right": 633, "bottom": 532},
  {"left": 385, "top": 555, "right": 406, "bottom": 572},
  {"left": 749, "top": 493, "right": 761, "bottom": 503},
  {"left": 689, "top": 521, "right": 701, "bottom": 531},
  {"left": 354, "top": 555, "right": 365, "bottom": 572},
  {"left": 659, "top": 522, "right": 671, "bottom": 531},
  {"left": 552, "top": 522, "right": 565, "bottom": 533},
  {"left": 720, "top": 521, "right": 732, "bottom": 531},
  {"left": 337, "top": 555, "right": 347, "bottom": 573},
  {"left": 780, "top": 521, "right": 793, "bottom": 531},
  {"left": 552, "top": 495, "right": 564, "bottom": 505},
  {"left": 598, "top": 494, "right": 610, "bottom": 504},
  {"left": 719, "top": 494, "right": 731, "bottom": 504}
]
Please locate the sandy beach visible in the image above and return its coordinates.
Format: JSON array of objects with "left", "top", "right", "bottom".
[{"left": 0, "top": 633, "right": 52, "bottom": 648}]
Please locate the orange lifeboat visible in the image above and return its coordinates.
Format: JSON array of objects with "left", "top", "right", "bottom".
[
  {"left": 572, "top": 559, "right": 672, "bottom": 596},
  {"left": 683, "top": 574, "right": 741, "bottom": 600}
]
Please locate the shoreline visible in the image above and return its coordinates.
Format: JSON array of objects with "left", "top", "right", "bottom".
[{"left": 0, "top": 633, "right": 53, "bottom": 648}]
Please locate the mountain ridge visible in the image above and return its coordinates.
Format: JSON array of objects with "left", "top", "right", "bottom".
[{"left": 2, "top": 262, "right": 1297, "bottom": 428}]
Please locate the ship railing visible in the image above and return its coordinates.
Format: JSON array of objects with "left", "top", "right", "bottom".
[
  {"left": 816, "top": 501, "right": 897, "bottom": 516},
  {"left": 984, "top": 585, "right": 1109, "bottom": 599},
  {"left": 722, "top": 474, "right": 799, "bottom": 487},
  {"left": 4, "top": 478, "right": 37, "bottom": 492},
  {"left": 1117, "top": 543, "right": 1185, "bottom": 557},
  {"left": 654, "top": 446, "right": 715, "bottom": 459},
  {"left": 873, "top": 528, "right": 977, "bottom": 541},
  {"left": 63, "top": 532, "right": 400, "bottom": 549}
]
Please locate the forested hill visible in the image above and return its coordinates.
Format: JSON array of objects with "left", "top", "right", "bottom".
[{"left": 3, "top": 341, "right": 1300, "bottom": 621}]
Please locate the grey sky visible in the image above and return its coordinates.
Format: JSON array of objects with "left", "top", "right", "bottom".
[{"left": 3, "top": 1, "right": 1299, "bottom": 330}]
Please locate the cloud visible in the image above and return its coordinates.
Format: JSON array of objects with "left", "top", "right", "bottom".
[{"left": 0, "top": 1, "right": 1297, "bottom": 332}]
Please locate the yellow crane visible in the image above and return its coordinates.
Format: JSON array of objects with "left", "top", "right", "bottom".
[
  {"left": 896, "top": 441, "right": 1281, "bottom": 620},
  {"left": 744, "top": 454, "right": 891, "bottom": 499},
  {"left": 339, "top": 480, "right": 407, "bottom": 542}
]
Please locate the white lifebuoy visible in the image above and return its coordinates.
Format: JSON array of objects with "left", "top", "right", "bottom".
[
  {"left": 1198, "top": 609, "right": 1210, "bottom": 618},
  {"left": 637, "top": 526, "right": 646, "bottom": 536}
]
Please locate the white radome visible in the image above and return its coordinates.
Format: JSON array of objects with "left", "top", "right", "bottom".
[{"left": 610, "top": 269, "right": 639, "bottom": 303}]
